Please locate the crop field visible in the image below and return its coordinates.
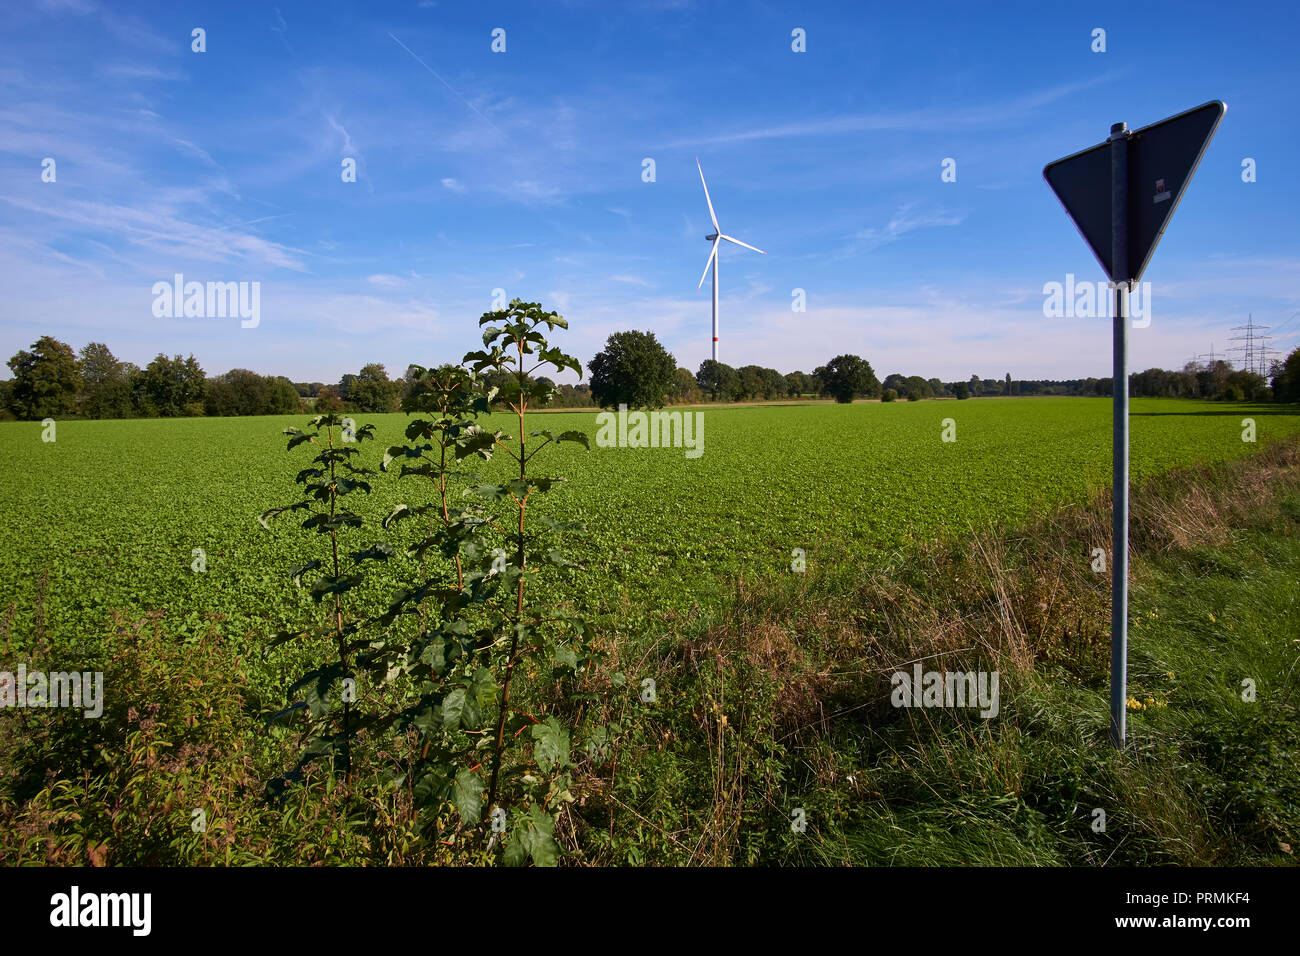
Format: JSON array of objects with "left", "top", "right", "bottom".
[{"left": 2, "top": 396, "right": 1296, "bottom": 651}]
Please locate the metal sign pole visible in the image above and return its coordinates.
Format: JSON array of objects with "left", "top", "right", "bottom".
[
  {"left": 1046, "top": 101, "right": 1224, "bottom": 747},
  {"left": 1109, "top": 121, "right": 1130, "bottom": 749}
]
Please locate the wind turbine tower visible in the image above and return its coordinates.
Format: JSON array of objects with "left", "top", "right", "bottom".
[{"left": 695, "top": 159, "right": 765, "bottom": 362}]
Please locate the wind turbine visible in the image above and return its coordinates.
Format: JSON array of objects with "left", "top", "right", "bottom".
[{"left": 695, "top": 159, "right": 765, "bottom": 362}]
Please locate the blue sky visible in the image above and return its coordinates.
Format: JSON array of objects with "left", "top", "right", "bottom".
[{"left": 2, "top": 0, "right": 1297, "bottom": 384}]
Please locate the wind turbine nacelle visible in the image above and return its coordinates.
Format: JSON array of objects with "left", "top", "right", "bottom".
[{"left": 706, "top": 233, "right": 719, "bottom": 241}]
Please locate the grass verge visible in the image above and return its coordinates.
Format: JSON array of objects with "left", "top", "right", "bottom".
[{"left": 595, "top": 437, "right": 1300, "bottom": 865}]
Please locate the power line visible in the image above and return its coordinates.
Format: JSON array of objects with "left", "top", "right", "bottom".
[{"left": 1270, "top": 310, "right": 1300, "bottom": 339}]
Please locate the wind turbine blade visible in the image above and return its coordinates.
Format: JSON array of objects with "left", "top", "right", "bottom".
[
  {"left": 696, "top": 239, "right": 718, "bottom": 290},
  {"left": 719, "top": 234, "right": 766, "bottom": 255},
  {"left": 697, "top": 158, "right": 720, "bottom": 233}
]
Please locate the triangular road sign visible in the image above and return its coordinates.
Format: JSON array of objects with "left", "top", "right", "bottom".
[{"left": 1044, "top": 100, "right": 1225, "bottom": 283}]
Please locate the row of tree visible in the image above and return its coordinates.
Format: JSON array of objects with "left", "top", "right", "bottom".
[
  {"left": 0, "top": 337, "right": 387, "bottom": 421},
  {"left": 585, "top": 331, "right": 1300, "bottom": 407},
  {"left": 0, "top": 336, "right": 608, "bottom": 422},
  {"left": 585, "top": 333, "right": 962, "bottom": 405},
  {"left": 1130, "top": 361, "right": 1274, "bottom": 402},
  {"left": 3, "top": 338, "right": 211, "bottom": 420},
  {"left": 4, "top": 331, "right": 1298, "bottom": 421}
]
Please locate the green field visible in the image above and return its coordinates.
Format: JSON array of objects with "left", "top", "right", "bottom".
[
  {"left": 1, "top": 397, "right": 1297, "bottom": 649},
  {"left": 4, "top": 396, "right": 1300, "bottom": 867}
]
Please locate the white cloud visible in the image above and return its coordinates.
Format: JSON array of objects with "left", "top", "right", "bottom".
[
  {"left": 171, "top": 137, "right": 220, "bottom": 167},
  {"left": 99, "top": 63, "right": 188, "bottom": 82},
  {"left": 509, "top": 180, "right": 562, "bottom": 202},
  {"left": 326, "top": 115, "right": 356, "bottom": 155},
  {"left": 0, "top": 193, "right": 309, "bottom": 272},
  {"left": 663, "top": 73, "right": 1126, "bottom": 148},
  {"left": 838, "top": 203, "right": 968, "bottom": 258},
  {"left": 36, "top": 0, "right": 98, "bottom": 14}
]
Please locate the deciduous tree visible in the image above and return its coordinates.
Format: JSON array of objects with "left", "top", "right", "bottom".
[
  {"left": 588, "top": 330, "right": 678, "bottom": 409},
  {"left": 695, "top": 359, "right": 740, "bottom": 402},
  {"left": 1271, "top": 347, "right": 1300, "bottom": 403},
  {"left": 815, "top": 354, "right": 880, "bottom": 404},
  {"left": 78, "top": 342, "right": 132, "bottom": 419},
  {"left": 6, "top": 335, "right": 80, "bottom": 419}
]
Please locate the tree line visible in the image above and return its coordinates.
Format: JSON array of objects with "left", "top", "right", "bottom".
[
  {"left": 584, "top": 330, "right": 1300, "bottom": 408},
  {"left": 0, "top": 335, "right": 599, "bottom": 421},
  {"left": 3, "top": 331, "right": 1297, "bottom": 421}
]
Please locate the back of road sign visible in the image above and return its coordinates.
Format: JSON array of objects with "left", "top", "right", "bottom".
[{"left": 1043, "top": 100, "right": 1225, "bottom": 283}]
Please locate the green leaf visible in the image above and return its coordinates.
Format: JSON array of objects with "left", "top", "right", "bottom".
[
  {"left": 507, "top": 803, "right": 559, "bottom": 867},
  {"left": 526, "top": 814, "right": 560, "bottom": 867},
  {"left": 553, "top": 429, "right": 590, "bottom": 449},
  {"left": 283, "top": 427, "right": 315, "bottom": 450},
  {"left": 332, "top": 476, "right": 372, "bottom": 496},
  {"left": 503, "top": 830, "right": 528, "bottom": 867},
  {"left": 454, "top": 424, "right": 499, "bottom": 461},
  {"left": 469, "top": 667, "right": 497, "bottom": 710},
  {"left": 288, "top": 560, "right": 321, "bottom": 586},
  {"left": 288, "top": 662, "right": 344, "bottom": 718},
  {"left": 257, "top": 501, "right": 308, "bottom": 529},
  {"left": 419, "top": 634, "right": 451, "bottom": 675},
  {"left": 383, "top": 503, "right": 410, "bottom": 529},
  {"left": 398, "top": 461, "right": 437, "bottom": 480},
  {"left": 265, "top": 629, "right": 311, "bottom": 653},
  {"left": 583, "top": 724, "right": 610, "bottom": 762},
  {"left": 309, "top": 573, "right": 363, "bottom": 602},
  {"left": 413, "top": 768, "right": 451, "bottom": 806},
  {"left": 537, "top": 346, "right": 580, "bottom": 377},
  {"left": 302, "top": 512, "right": 363, "bottom": 533},
  {"left": 405, "top": 420, "right": 439, "bottom": 441},
  {"left": 452, "top": 769, "right": 485, "bottom": 825},
  {"left": 531, "top": 428, "right": 589, "bottom": 451},
  {"left": 530, "top": 716, "right": 570, "bottom": 774},
  {"left": 351, "top": 542, "right": 395, "bottom": 563},
  {"left": 536, "top": 548, "right": 573, "bottom": 569},
  {"left": 442, "top": 687, "right": 482, "bottom": 730},
  {"left": 534, "top": 516, "right": 585, "bottom": 535},
  {"left": 470, "top": 483, "right": 508, "bottom": 501},
  {"left": 383, "top": 444, "right": 420, "bottom": 471}
]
